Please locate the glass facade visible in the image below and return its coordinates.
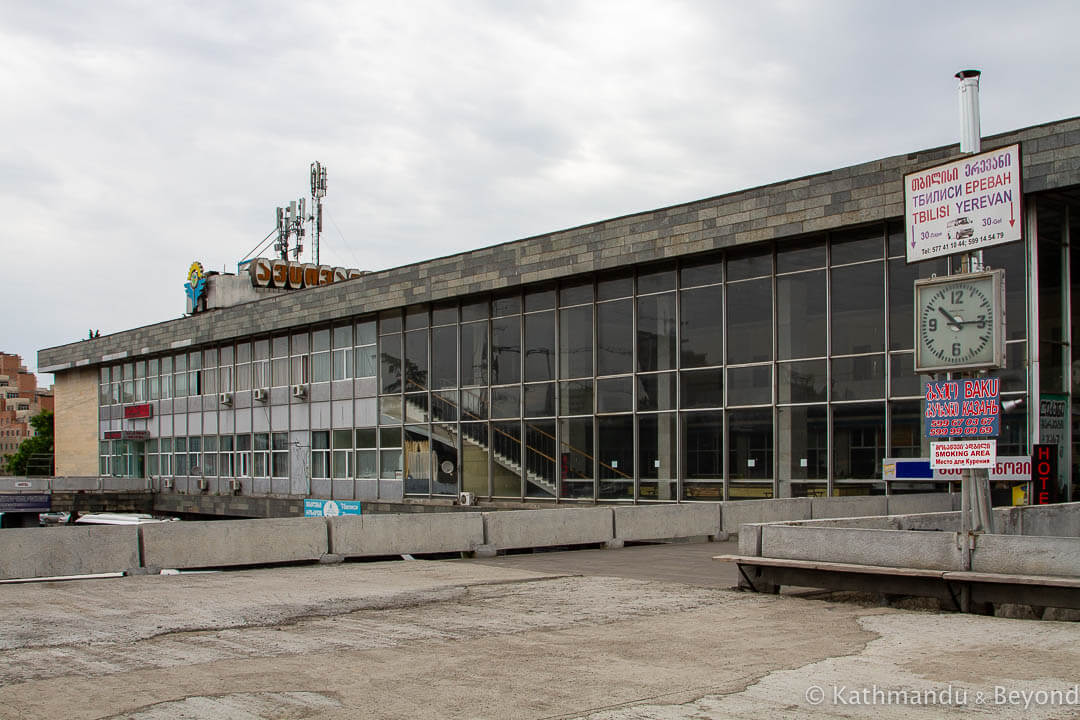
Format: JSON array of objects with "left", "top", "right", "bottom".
[{"left": 96, "top": 191, "right": 1080, "bottom": 501}]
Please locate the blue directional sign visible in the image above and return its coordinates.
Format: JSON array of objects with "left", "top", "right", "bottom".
[{"left": 303, "top": 499, "right": 362, "bottom": 517}]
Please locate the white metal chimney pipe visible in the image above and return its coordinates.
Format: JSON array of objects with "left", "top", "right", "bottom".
[{"left": 956, "top": 69, "right": 981, "bottom": 154}]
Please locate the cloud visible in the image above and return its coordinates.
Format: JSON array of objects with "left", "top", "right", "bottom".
[{"left": 4, "top": 0, "right": 1080, "bottom": 378}]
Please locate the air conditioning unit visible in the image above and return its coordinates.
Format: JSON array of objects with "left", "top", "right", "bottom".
[
  {"left": 458, "top": 491, "right": 477, "bottom": 506},
  {"left": 291, "top": 383, "right": 308, "bottom": 399},
  {"left": 253, "top": 388, "right": 268, "bottom": 402},
  {"left": 162, "top": 478, "right": 174, "bottom": 490},
  {"left": 196, "top": 478, "right": 208, "bottom": 491},
  {"left": 227, "top": 479, "right": 242, "bottom": 494},
  {"left": 219, "top": 392, "right": 233, "bottom": 406}
]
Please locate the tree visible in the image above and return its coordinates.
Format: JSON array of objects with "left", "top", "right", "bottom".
[{"left": 3, "top": 411, "right": 54, "bottom": 476}]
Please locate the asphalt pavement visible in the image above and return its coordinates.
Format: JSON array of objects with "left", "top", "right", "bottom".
[{"left": 1, "top": 540, "right": 1078, "bottom": 719}]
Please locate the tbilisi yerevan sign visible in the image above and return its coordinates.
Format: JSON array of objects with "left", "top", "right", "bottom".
[{"left": 905, "top": 143, "right": 1022, "bottom": 263}]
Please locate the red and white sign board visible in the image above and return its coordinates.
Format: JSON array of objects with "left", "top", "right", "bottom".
[
  {"left": 905, "top": 143, "right": 1022, "bottom": 263},
  {"left": 931, "top": 440, "right": 996, "bottom": 469}
]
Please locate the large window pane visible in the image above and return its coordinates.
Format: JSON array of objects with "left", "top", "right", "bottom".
[
  {"left": 777, "top": 238, "right": 825, "bottom": 273},
  {"left": 831, "top": 226, "right": 883, "bottom": 265},
  {"left": 680, "top": 284, "right": 724, "bottom": 368},
  {"left": 887, "top": 256, "right": 948, "bottom": 351},
  {"left": 380, "top": 334, "right": 402, "bottom": 394},
  {"left": 432, "top": 325, "right": 456, "bottom": 390},
  {"left": 637, "top": 293, "right": 677, "bottom": 372},
  {"left": 778, "top": 360, "right": 827, "bottom": 403},
  {"left": 405, "top": 330, "right": 428, "bottom": 393},
  {"left": 888, "top": 400, "right": 927, "bottom": 459},
  {"left": 831, "top": 262, "right": 884, "bottom": 354},
  {"left": 680, "top": 369, "right": 723, "bottom": 409},
  {"left": 728, "top": 408, "right": 772, "bottom": 480},
  {"left": 461, "top": 422, "right": 490, "bottom": 495},
  {"left": 559, "top": 380, "right": 593, "bottom": 416},
  {"left": 777, "top": 405, "right": 827, "bottom": 481},
  {"left": 491, "top": 387, "right": 520, "bottom": 419},
  {"left": 404, "top": 426, "right": 430, "bottom": 494},
  {"left": 559, "top": 305, "right": 593, "bottom": 379},
  {"left": 492, "top": 421, "right": 523, "bottom": 497},
  {"left": 597, "top": 300, "right": 633, "bottom": 376},
  {"left": 598, "top": 416, "right": 633, "bottom": 499},
  {"left": 777, "top": 270, "right": 826, "bottom": 359},
  {"left": 727, "top": 365, "right": 771, "bottom": 406},
  {"left": 492, "top": 316, "right": 520, "bottom": 385},
  {"left": 831, "top": 355, "right": 885, "bottom": 401},
  {"left": 637, "top": 372, "right": 677, "bottom": 411},
  {"left": 524, "top": 312, "right": 555, "bottom": 382},
  {"left": 683, "top": 411, "right": 722, "bottom": 478},
  {"left": 524, "top": 383, "right": 555, "bottom": 417},
  {"left": 639, "top": 413, "right": 677, "bottom": 501},
  {"left": 727, "top": 278, "right": 772, "bottom": 363},
  {"left": 596, "top": 376, "right": 633, "bottom": 414},
  {"left": 524, "top": 420, "right": 556, "bottom": 497},
  {"left": 833, "top": 403, "right": 885, "bottom": 480},
  {"left": 560, "top": 417, "right": 594, "bottom": 498},
  {"left": 460, "top": 321, "right": 488, "bottom": 387}
]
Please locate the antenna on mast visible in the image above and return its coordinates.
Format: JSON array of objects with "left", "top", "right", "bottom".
[
  {"left": 310, "top": 161, "right": 327, "bottom": 267},
  {"left": 274, "top": 199, "right": 307, "bottom": 261}
]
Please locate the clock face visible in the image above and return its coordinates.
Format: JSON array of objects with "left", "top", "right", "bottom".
[{"left": 914, "top": 271, "right": 1004, "bottom": 372}]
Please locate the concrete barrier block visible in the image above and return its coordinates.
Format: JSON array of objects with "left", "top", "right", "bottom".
[
  {"left": 329, "top": 512, "right": 484, "bottom": 557},
  {"left": 1017, "top": 502, "right": 1080, "bottom": 538},
  {"left": 141, "top": 517, "right": 328, "bottom": 569},
  {"left": 811, "top": 495, "right": 887, "bottom": 520},
  {"left": 50, "top": 476, "right": 102, "bottom": 491},
  {"left": 738, "top": 524, "right": 764, "bottom": 556},
  {"left": 886, "top": 493, "right": 954, "bottom": 516},
  {"left": 613, "top": 503, "right": 721, "bottom": 542},
  {"left": 483, "top": 507, "right": 614, "bottom": 551},
  {"left": 0, "top": 478, "right": 49, "bottom": 491},
  {"left": 721, "top": 498, "right": 811, "bottom": 534},
  {"left": 761, "top": 525, "right": 964, "bottom": 571},
  {"left": 101, "top": 477, "right": 148, "bottom": 492},
  {"left": 895, "top": 511, "right": 960, "bottom": 532},
  {"left": 788, "top": 516, "right": 898, "bottom": 530},
  {"left": 0, "top": 526, "right": 139, "bottom": 580},
  {"left": 973, "top": 535, "right": 1080, "bottom": 577}
]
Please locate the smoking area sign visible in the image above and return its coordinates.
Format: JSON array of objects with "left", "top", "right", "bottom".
[
  {"left": 923, "top": 378, "right": 1000, "bottom": 438},
  {"left": 932, "top": 440, "right": 996, "bottom": 469},
  {"left": 905, "top": 143, "right": 1022, "bottom": 262}
]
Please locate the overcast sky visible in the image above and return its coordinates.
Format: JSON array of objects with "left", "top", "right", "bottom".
[{"left": 5, "top": 1, "right": 1080, "bottom": 381}]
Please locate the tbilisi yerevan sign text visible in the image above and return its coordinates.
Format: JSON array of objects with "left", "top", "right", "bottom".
[
  {"left": 923, "top": 378, "right": 1000, "bottom": 439},
  {"left": 905, "top": 143, "right": 1022, "bottom": 263},
  {"left": 248, "top": 257, "right": 365, "bottom": 290}
]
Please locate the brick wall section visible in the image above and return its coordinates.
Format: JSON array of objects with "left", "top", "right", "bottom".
[
  {"left": 54, "top": 367, "right": 99, "bottom": 476},
  {"left": 39, "top": 117, "right": 1080, "bottom": 371}
]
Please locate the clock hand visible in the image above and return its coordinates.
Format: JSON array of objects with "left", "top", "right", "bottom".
[{"left": 937, "top": 306, "right": 963, "bottom": 331}]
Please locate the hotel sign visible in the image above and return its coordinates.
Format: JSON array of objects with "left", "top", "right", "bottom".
[{"left": 905, "top": 143, "right": 1022, "bottom": 263}]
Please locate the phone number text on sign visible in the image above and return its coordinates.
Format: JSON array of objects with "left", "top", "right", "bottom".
[{"left": 923, "top": 378, "right": 1000, "bottom": 438}]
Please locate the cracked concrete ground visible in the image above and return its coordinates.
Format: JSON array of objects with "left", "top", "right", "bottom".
[{"left": 1, "top": 543, "right": 1078, "bottom": 719}]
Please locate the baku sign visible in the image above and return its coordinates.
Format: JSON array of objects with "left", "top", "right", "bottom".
[
  {"left": 905, "top": 143, "right": 1021, "bottom": 262},
  {"left": 923, "top": 378, "right": 1000, "bottom": 439}
]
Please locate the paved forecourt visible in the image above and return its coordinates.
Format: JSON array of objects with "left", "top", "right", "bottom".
[{"left": 0, "top": 543, "right": 1078, "bottom": 719}]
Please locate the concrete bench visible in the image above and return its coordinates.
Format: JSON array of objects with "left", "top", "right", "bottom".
[{"left": 714, "top": 554, "right": 1080, "bottom": 612}]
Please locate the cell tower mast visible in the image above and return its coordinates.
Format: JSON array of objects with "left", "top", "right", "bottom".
[{"left": 310, "top": 162, "right": 327, "bottom": 267}]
